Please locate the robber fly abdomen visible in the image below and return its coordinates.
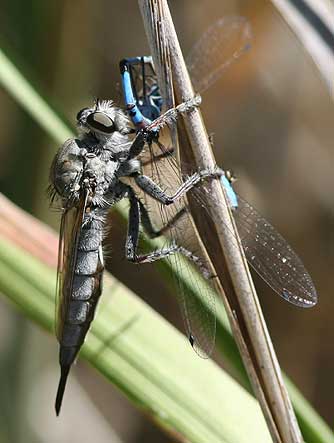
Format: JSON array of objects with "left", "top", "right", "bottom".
[
  {"left": 56, "top": 207, "right": 105, "bottom": 406},
  {"left": 59, "top": 208, "right": 104, "bottom": 357}
]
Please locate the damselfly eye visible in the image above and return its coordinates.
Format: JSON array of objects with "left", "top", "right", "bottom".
[
  {"left": 225, "top": 170, "right": 237, "bottom": 183},
  {"left": 86, "top": 112, "right": 115, "bottom": 134},
  {"left": 76, "top": 108, "right": 90, "bottom": 122}
]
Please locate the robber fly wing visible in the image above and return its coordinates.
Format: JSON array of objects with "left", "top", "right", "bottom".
[
  {"left": 139, "top": 136, "right": 217, "bottom": 358},
  {"left": 55, "top": 192, "right": 88, "bottom": 341},
  {"left": 186, "top": 16, "right": 252, "bottom": 94},
  {"left": 233, "top": 195, "right": 317, "bottom": 307}
]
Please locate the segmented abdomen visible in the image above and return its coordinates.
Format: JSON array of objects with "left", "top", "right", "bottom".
[{"left": 59, "top": 209, "right": 105, "bottom": 367}]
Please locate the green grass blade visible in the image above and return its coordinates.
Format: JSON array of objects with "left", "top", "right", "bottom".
[
  {"left": 0, "top": 236, "right": 273, "bottom": 443},
  {"left": 0, "top": 47, "right": 72, "bottom": 143},
  {"left": 284, "top": 378, "right": 334, "bottom": 443}
]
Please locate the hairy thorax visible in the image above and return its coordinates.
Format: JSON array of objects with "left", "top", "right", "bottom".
[{"left": 50, "top": 135, "right": 139, "bottom": 208}]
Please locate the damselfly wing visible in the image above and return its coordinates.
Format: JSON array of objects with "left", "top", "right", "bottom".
[
  {"left": 190, "top": 177, "right": 317, "bottom": 307},
  {"left": 233, "top": 196, "right": 317, "bottom": 307},
  {"left": 121, "top": 16, "right": 252, "bottom": 123},
  {"left": 186, "top": 15, "right": 252, "bottom": 93}
]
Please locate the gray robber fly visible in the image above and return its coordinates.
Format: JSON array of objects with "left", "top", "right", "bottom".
[{"left": 49, "top": 96, "right": 223, "bottom": 415}]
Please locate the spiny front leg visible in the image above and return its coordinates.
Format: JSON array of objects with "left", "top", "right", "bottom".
[
  {"left": 127, "top": 95, "right": 201, "bottom": 160},
  {"left": 126, "top": 186, "right": 187, "bottom": 239},
  {"left": 125, "top": 187, "right": 159, "bottom": 258},
  {"left": 125, "top": 188, "right": 212, "bottom": 279},
  {"left": 145, "top": 95, "right": 201, "bottom": 133},
  {"left": 133, "top": 167, "right": 223, "bottom": 206}
]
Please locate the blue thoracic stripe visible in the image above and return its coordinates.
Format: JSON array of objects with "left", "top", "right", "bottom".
[{"left": 221, "top": 174, "right": 238, "bottom": 209}]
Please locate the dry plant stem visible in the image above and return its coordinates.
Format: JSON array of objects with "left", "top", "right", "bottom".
[
  {"left": 139, "top": 1, "right": 303, "bottom": 442},
  {"left": 270, "top": 0, "right": 334, "bottom": 96}
]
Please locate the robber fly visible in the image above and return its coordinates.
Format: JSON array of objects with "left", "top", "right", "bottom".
[{"left": 49, "top": 95, "right": 224, "bottom": 415}]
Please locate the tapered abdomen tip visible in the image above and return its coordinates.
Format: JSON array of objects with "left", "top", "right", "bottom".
[{"left": 55, "top": 365, "right": 70, "bottom": 416}]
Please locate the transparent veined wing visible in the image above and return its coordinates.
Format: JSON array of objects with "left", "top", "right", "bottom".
[
  {"left": 233, "top": 196, "right": 317, "bottom": 307},
  {"left": 193, "top": 176, "right": 317, "bottom": 307},
  {"left": 143, "top": 141, "right": 318, "bottom": 307},
  {"left": 138, "top": 136, "right": 217, "bottom": 358},
  {"left": 55, "top": 192, "right": 88, "bottom": 342},
  {"left": 186, "top": 16, "right": 252, "bottom": 93},
  {"left": 184, "top": 16, "right": 315, "bottom": 307},
  {"left": 162, "top": 204, "right": 217, "bottom": 359},
  {"left": 120, "top": 16, "right": 253, "bottom": 127}
]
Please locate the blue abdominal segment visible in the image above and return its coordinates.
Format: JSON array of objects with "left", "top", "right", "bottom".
[
  {"left": 120, "top": 56, "right": 164, "bottom": 128},
  {"left": 221, "top": 174, "right": 238, "bottom": 209},
  {"left": 120, "top": 58, "right": 150, "bottom": 128}
]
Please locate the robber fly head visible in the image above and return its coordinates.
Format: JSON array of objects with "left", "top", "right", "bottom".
[{"left": 76, "top": 99, "right": 130, "bottom": 138}]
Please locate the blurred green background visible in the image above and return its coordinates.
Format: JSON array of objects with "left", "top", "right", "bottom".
[{"left": 0, "top": 1, "right": 332, "bottom": 442}]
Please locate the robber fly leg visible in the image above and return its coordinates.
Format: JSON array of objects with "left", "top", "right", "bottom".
[
  {"left": 133, "top": 167, "right": 223, "bottom": 205},
  {"left": 146, "top": 95, "right": 202, "bottom": 133},
  {"left": 127, "top": 95, "right": 201, "bottom": 160},
  {"left": 126, "top": 187, "right": 159, "bottom": 240},
  {"left": 127, "top": 129, "right": 149, "bottom": 159},
  {"left": 126, "top": 187, "right": 167, "bottom": 260},
  {"left": 141, "top": 145, "right": 175, "bottom": 166},
  {"left": 131, "top": 243, "right": 212, "bottom": 279},
  {"left": 128, "top": 188, "right": 187, "bottom": 238},
  {"left": 125, "top": 188, "right": 212, "bottom": 279}
]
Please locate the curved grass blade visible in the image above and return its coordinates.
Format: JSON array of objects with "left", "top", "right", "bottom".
[
  {"left": 0, "top": 47, "right": 72, "bottom": 143},
  {"left": 0, "top": 234, "right": 272, "bottom": 443}
]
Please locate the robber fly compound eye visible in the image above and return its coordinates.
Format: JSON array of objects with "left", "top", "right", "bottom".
[{"left": 86, "top": 112, "right": 116, "bottom": 134}]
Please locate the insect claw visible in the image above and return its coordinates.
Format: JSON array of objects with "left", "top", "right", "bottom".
[{"left": 189, "top": 333, "right": 195, "bottom": 347}]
